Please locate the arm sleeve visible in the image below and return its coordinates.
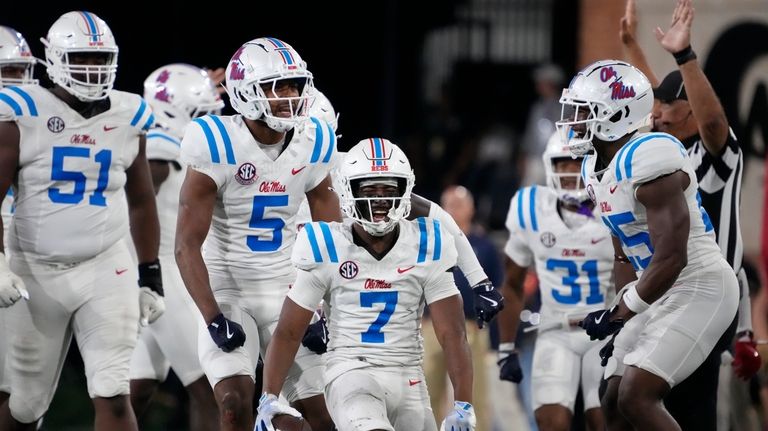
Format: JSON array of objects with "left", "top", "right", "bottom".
[
  {"left": 179, "top": 121, "right": 229, "bottom": 188},
  {"left": 423, "top": 224, "right": 460, "bottom": 304},
  {"left": 621, "top": 134, "right": 687, "bottom": 188},
  {"left": 428, "top": 202, "right": 488, "bottom": 286},
  {"left": 304, "top": 117, "right": 337, "bottom": 192},
  {"left": 504, "top": 191, "right": 534, "bottom": 267},
  {"left": 287, "top": 268, "right": 328, "bottom": 311}
]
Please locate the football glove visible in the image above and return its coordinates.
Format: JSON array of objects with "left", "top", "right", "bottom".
[
  {"left": 302, "top": 312, "right": 329, "bottom": 354},
  {"left": 497, "top": 345, "right": 523, "bottom": 383},
  {"left": 440, "top": 401, "right": 476, "bottom": 431},
  {"left": 472, "top": 280, "right": 504, "bottom": 329},
  {"left": 138, "top": 259, "right": 165, "bottom": 326},
  {"left": 578, "top": 306, "right": 624, "bottom": 341},
  {"left": 0, "top": 253, "right": 28, "bottom": 307},
  {"left": 255, "top": 393, "right": 303, "bottom": 431},
  {"left": 732, "top": 331, "right": 761, "bottom": 380},
  {"left": 207, "top": 313, "right": 246, "bottom": 353}
]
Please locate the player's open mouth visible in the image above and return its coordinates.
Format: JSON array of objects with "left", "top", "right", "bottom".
[{"left": 372, "top": 210, "right": 388, "bottom": 223}]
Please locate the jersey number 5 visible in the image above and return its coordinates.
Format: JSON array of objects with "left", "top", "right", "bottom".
[
  {"left": 247, "top": 195, "right": 288, "bottom": 252},
  {"left": 49, "top": 147, "right": 111, "bottom": 206},
  {"left": 360, "top": 291, "right": 398, "bottom": 343}
]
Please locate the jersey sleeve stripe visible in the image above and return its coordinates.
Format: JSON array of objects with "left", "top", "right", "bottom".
[
  {"left": 310, "top": 117, "right": 324, "bottom": 163},
  {"left": 192, "top": 118, "right": 221, "bottom": 164},
  {"left": 210, "top": 115, "right": 236, "bottom": 165},
  {"left": 0, "top": 93, "right": 22, "bottom": 116},
  {"left": 417, "top": 217, "right": 428, "bottom": 263},
  {"left": 141, "top": 113, "right": 155, "bottom": 131},
  {"left": 130, "top": 99, "right": 148, "bottom": 127},
  {"left": 304, "top": 224, "right": 324, "bottom": 263},
  {"left": 322, "top": 122, "right": 335, "bottom": 163},
  {"left": 318, "top": 222, "right": 339, "bottom": 263},
  {"left": 147, "top": 132, "right": 181, "bottom": 146},
  {"left": 7, "top": 87, "right": 37, "bottom": 116},
  {"left": 516, "top": 188, "right": 526, "bottom": 230},
  {"left": 529, "top": 185, "right": 539, "bottom": 232},
  {"left": 432, "top": 219, "right": 442, "bottom": 261},
  {"left": 614, "top": 141, "right": 633, "bottom": 181},
  {"left": 624, "top": 133, "right": 680, "bottom": 179}
]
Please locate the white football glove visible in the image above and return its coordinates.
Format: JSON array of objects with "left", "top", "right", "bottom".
[
  {"left": 139, "top": 286, "right": 165, "bottom": 326},
  {"left": 0, "top": 252, "right": 28, "bottom": 307},
  {"left": 254, "top": 393, "right": 302, "bottom": 431},
  {"left": 440, "top": 401, "right": 476, "bottom": 431}
]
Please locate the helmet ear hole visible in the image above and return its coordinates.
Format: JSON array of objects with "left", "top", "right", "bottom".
[{"left": 609, "top": 110, "right": 623, "bottom": 123}]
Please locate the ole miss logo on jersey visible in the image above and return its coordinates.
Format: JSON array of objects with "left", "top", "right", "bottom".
[{"left": 235, "top": 162, "right": 257, "bottom": 185}]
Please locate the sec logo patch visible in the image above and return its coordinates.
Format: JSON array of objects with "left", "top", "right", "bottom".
[
  {"left": 235, "top": 162, "right": 257, "bottom": 185},
  {"left": 339, "top": 261, "right": 359, "bottom": 279}
]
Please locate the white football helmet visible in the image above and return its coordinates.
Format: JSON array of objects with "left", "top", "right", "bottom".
[
  {"left": 334, "top": 138, "right": 415, "bottom": 236},
  {"left": 542, "top": 132, "right": 589, "bottom": 205},
  {"left": 556, "top": 60, "right": 652, "bottom": 156},
  {"left": 0, "top": 26, "right": 37, "bottom": 87},
  {"left": 224, "top": 37, "right": 314, "bottom": 132},
  {"left": 42, "top": 11, "right": 118, "bottom": 101},
  {"left": 144, "top": 64, "right": 225, "bottom": 137},
  {"left": 307, "top": 87, "right": 338, "bottom": 132}
]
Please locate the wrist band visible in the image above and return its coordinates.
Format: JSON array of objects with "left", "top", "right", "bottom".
[
  {"left": 623, "top": 284, "right": 650, "bottom": 313},
  {"left": 499, "top": 342, "right": 515, "bottom": 352},
  {"left": 673, "top": 45, "right": 697, "bottom": 65}
]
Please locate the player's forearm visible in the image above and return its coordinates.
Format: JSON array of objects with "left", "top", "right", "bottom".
[
  {"left": 443, "top": 334, "right": 473, "bottom": 403},
  {"left": 175, "top": 242, "right": 220, "bottom": 324},
  {"left": 635, "top": 250, "right": 686, "bottom": 306},
  {"left": 613, "top": 260, "right": 638, "bottom": 292},
  {"left": 262, "top": 325, "right": 304, "bottom": 396},
  {"left": 497, "top": 285, "right": 522, "bottom": 344},
  {"left": 129, "top": 198, "right": 160, "bottom": 263},
  {"left": 430, "top": 203, "right": 487, "bottom": 285}
]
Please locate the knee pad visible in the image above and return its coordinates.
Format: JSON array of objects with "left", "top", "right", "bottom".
[
  {"left": 9, "top": 393, "right": 47, "bottom": 425},
  {"left": 90, "top": 371, "right": 130, "bottom": 398}
]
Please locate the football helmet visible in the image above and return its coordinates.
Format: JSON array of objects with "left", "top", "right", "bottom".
[
  {"left": 542, "top": 132, "right": 589, "bottom": 205},
  {"left": 556, "top": 60, "right": 652, "bottom": 156},
  {"left": 224, "top": 37, "right": 313, "bottom": 132},
  {"left": 144, "top": 64, "right": 225, "bottom": 137},
  {"left": 0, "top": 26, "right": 37, "bottom": 87},
  {"left": 334, "top": 138, "right": 415, "bottom": 236},
  {"left": 307, "top": 87, "right": 338, "bottom": 132},
  {"left": 42, "top": 11, "right": 118, "bottom": 101}
]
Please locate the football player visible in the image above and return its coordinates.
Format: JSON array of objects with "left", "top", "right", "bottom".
[
  {"left": 256, "top": 138, "right": 476, "bottom": 431},
  {"left": 496, "top": 133, "right": 614, "bottom": 431},
  {"left": 560, "top": 60, "right": 738, "bottom": 430},
  {"left": 175, "top": 38, "right": 338, "bottom": 431},
  {"left": 129, "top": 64, "right": 223, "bottom": 430},
  {"left": 0, "top": 24, "right": 37, "bottom": 408},
  {"left": 0, "top": 11, "right": 163, "bottom": 431}
]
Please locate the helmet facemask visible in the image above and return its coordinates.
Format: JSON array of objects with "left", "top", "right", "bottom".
[
  {"left": 0, "top": 60, "right": 37, "bottom": 87},
  {"left": 228, "top": 75, "right": 314, "bottom": 132},
  {"left": 335, "top": 174, "right": 414, "bottom": 237},
  {"left": 556, "top": 96, "right": 613, "bottom": 156},
  {"left": 44, "top": 45, "right": 118, "bottom": 101},
  {"left": 546, "top": 156, "right": 590, "bottom": 209}
]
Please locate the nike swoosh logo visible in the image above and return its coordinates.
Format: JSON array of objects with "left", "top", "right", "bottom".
[
  {"left": 103, "top": 125, "right": 118, "bottom": 132},
  {"left": 594, "top": 311, "right": 607, "bottom": 324},
  {"left": 291, "top": 166, "right": 306, "bottom": 175},
  {"left": 408, "top": 379, "right": 421, "bottom": 386},
  {"left": 115, "top": 268, "right": 128, "bottom": 275},
  {"left": 591, "top": 238, "right": 606, "bottom": 244},
  {"left": 226, "top": 321, "right": 234, "bottom": 339},
  {"left": 481, "top": 295, "right": 498, "bottom": 307},
  {"left": 397, "top": 266, "right": 415, "bottom": 274},
  {"left": 609, "top": 185, "right": 618, "bottom": 193}
]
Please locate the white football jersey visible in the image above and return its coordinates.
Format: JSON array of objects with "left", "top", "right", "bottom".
[
  {"left": 145, "top": 127, "right": 183, "bottom": 259},
  {"left": 180, "top": 115, "right": 336, "bottom": 281},
  {"left": 582, "top": 132, "right": 722, "bottom": 280},
  {"left": 0, "top": 85, "right": 154, "bottom": 263},
  {"left": 288, "top": 218, "right": 459, "bottom": 370},
  {"left": 505, "top": 185, "right": 613, "bottom": 317}
]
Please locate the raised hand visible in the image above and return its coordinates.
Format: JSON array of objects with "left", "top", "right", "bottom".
[
  {"left": 619, "top": 0, "right": 639, "bottom": 46},
  {"left": 654, "top": 0, "right": 695, "bottom": 53}
]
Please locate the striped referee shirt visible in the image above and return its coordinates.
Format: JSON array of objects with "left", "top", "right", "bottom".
[{"left": 684, "top": 129, "right": 743, "bottom": 272}]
